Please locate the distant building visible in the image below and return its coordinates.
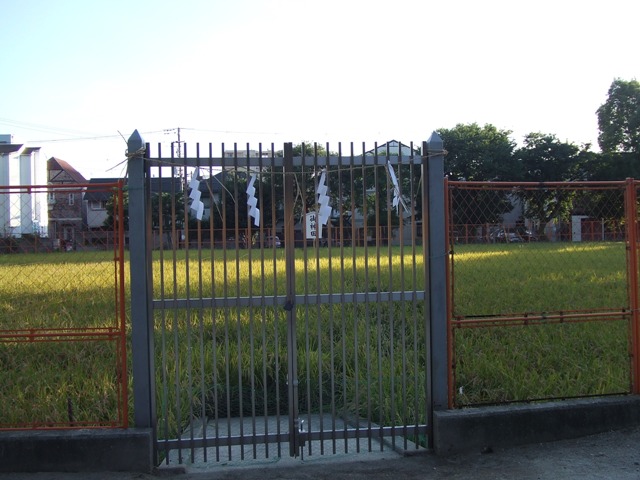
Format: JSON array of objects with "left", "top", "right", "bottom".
[
  {"left": 47, "top": 157, "right": 87, "bottom": 249},
  {"left": 84, "top": 178, "right": 120, "bottom": 230}
]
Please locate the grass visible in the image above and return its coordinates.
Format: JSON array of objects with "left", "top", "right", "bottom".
[
  {"left": 0, "top": 242, "right": 633, "bottom": 437},
  {"left": 451, "top": 242, "right": 631, "bottom": 405}
]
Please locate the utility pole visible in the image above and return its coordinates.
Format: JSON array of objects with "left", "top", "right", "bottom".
[
  {"left": 164, "top": 127, "right": 184, "bottom": 158},
  {"left": 164, "top": 127, "right": 185, "bottom": 180}
]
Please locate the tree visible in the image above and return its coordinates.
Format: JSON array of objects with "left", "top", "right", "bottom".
[
  {"left": 514, "top": 133, "right": 587, "bottom": 234},
  {"left": 104, "top": 189, "right": 187, "bottom": 231},
  {"left": 438, "top": 123, "right": 517, "bottom": 181},
  {"left": 438, "top": 123, "right": 518, "bottom": 227},
  {"left": 597, "top": 78, "right": 640, "bottom": 156},
  {"left": 516, "top": 133, "right": 586, "bottom": 183}
]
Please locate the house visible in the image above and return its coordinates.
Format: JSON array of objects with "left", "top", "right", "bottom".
[
  {"left": 84, "top": 178, "right": 121, "bottom": 230},
  {"left": 47, "top": 157, "right": 87, "bottom": 249}
]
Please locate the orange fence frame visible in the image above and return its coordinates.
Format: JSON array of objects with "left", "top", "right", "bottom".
[
  {"left": 446, "top": 178, "right": 640, "bottom": 406},
  {"left": 0, "top": 180, "right": 127, "bottom": 429}
]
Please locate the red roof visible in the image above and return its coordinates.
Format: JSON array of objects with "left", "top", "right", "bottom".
[{"left": 47, "top": 157, "right": 87, "bottom": 184}]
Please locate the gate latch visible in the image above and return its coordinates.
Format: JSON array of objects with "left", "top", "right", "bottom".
[{"left": 296, "top": 418, "right": 306, "bottom": 458}]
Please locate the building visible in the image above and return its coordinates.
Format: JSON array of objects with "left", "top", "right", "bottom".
[{"left": 47, "top": 157, "right": 87, "bottom": 249}]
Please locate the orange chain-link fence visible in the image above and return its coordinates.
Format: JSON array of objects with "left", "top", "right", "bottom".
[
  {"left": 0, "top": 181, "right": 127, "bottom": 429},
  {"left": 446, "top": 179, "right": 640, "bottom": 407}
]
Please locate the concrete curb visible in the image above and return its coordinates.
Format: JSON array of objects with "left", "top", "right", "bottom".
[
  {"left": 0, "top": 428, "right": 153, "bottom": 473},
  {"left": 433, "top": 395, "right": 640, "bottom": 455}
]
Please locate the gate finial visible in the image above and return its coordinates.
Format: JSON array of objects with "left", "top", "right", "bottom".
[{"left": 127, "top": 130, "right": 145, "bottom": 156}]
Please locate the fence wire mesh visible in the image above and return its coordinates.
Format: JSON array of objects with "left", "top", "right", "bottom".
[
  {"left": 447, "top": 180, "right": 635, "bottom": 407},
  {"left": 0, "top": 182, "right": 127, "bottom": 429}
]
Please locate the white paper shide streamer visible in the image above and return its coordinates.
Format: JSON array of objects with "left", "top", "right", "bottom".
[
  {"left": 188, "top": 169, "right": 204, "bottom": 221},
  {"left": 387, "top": 161, "right": 409, "bottom": 214},
  {"left": 246, "top": 173, "right": 260, "bottom": 227},
  {"left": 316, "top": 171, "right": 332, "bottom": 227}
]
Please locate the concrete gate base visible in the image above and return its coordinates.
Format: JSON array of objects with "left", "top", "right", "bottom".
[{"left": 433, "top": 395, "right": 640, "bottom": 455}]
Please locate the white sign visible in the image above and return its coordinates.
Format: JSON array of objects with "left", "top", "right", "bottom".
[{"left": 306, "top": 212, "right": 322, "bottom": 240}]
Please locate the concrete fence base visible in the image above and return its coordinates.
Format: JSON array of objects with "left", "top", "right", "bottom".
[
  {"left": 0, "top": 428, "right": 153, "bottom": 473},
  {"left": 433, "top": 395, "right": 640, "bottom": 455},
  {"left": 3, "top": 397, "right": 640, "bottom": 471}
]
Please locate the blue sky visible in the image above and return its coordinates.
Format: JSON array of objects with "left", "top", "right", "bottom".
[{"left": 2, "top": 0, "right": 639, "bottom": 179}]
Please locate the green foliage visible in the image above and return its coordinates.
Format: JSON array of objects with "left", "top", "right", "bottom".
[
  {"left": 104, "top": 189, "right": 189, "bottom": 230},
  {"left": 597, "top": 78, "right": 640, "bottom": 155},
  {"left": 514, "top": 133, "right": 589, "bottom": 228},
  {"left": 440, "top": 123, "right": 517, "bottom": 225},
  {"left": 438, "top": 123, "right": 517, "bottom": 181}
]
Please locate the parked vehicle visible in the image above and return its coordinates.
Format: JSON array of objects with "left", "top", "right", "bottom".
[
  {"left": 489, "top": 227, "right": 538, "bottom": 243},
  {"left": 253, "top": 234, "right": 281, "bottom": 248}
]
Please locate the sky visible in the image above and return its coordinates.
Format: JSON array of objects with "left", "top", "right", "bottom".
[{"left": 2, "top": 0, "right": 639, "bottom": 181}]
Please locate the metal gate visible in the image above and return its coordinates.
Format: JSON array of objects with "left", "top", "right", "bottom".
[{"left": 127, "top": 133, "right": 447, "bottom": 465}]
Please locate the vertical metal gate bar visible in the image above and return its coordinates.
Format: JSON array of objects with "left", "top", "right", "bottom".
[
  {"left": 349, "top": 143, "right": 361, "bottom": 452},
  {"left": 411, "top": 144, "right": 421, "bottom": 448},
  {"left": 335, "top": 144, "right": 346, "bottom": 453},
  {"left": 327, "top": 172, "right": 340, "bottom": 454},
  {"left": 194, "top": 146, "right": 208, "bottom": 463},
  {"left": 302, "top": 147, "right": 313, "bottom": 457},
  {"left": 361, "top": 141, "right": 373, "bottom": 453},
  {"left": 386, "top": 158, "right": 396, "bottom": 450},
  {"left": 156, "top": 153, "right": 171, "bottom": 463},
  {"left": 257, "top": 148, "right": 269, "bottom": 458},
  {"left": 421, "top": 141, "right": 433, "bottom": 447},
  {"left": 220, "top": 145, "right": 232, "bottom": 461},
  {"left": 300, "top": 147, "right": 310, "bottom": 456},
  {"left": 270, "top": 146, "right": 283, "bottom": 458},
  {"left": 398, "top": 152, "right": 408, "bottom": 451},
  {"left": 314, "top": 147, "right": 325, "bottom": 455},
  {"left": 373, "top": 146, "right": 384, "bottom": 450},
  {"left": 232, "top": 146, "right": 246, "bottom": 461},
  {"left": 283, "top": 143, "right": 300, "bottom": 457},
  {"left": 210, "top": 144, "right": 221, "bottom": 463},
  {"left": 181, "top": 147, "right": 196, "bottom": 463},
  {"left": 169, "top": 161, "right": 183, "bottom": 463},
  {"left": 244, "top": 145, "right": 256, "bottom": 460}
]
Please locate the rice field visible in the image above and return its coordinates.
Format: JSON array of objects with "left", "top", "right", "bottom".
[{"left": 0, "top": 241, "right": 633, "bottom": 432}]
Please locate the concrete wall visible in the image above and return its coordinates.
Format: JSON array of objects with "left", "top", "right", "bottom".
[
  {"left": 433, "top": 395, "right": 640, "bottom": 455},
  {"left": 0, "top": 428, "right": 153, "bottom": 473}
]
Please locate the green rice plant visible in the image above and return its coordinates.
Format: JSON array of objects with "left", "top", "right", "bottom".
[
  {"left": 452, "top": 242, "right": 627, "bottom": 315},
  {"left": 0, "top": 339, "right": 122, "bottom": 427},
  {"left": 1, "top": 241, "right": 635, "bottom": 435},
  {"left": 452, "top": 241, "right": 632, "bottom": 406},
  {"left": 0, "top": 251, "right": 125, "bottom": 428}
]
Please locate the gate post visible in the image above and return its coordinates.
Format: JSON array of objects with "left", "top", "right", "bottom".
[
  {"left": 127, "top": 130, "right": 157, "bottom": 434},
  {"left": 423, "top": 132, "right": 448, "bottom": 447}
]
